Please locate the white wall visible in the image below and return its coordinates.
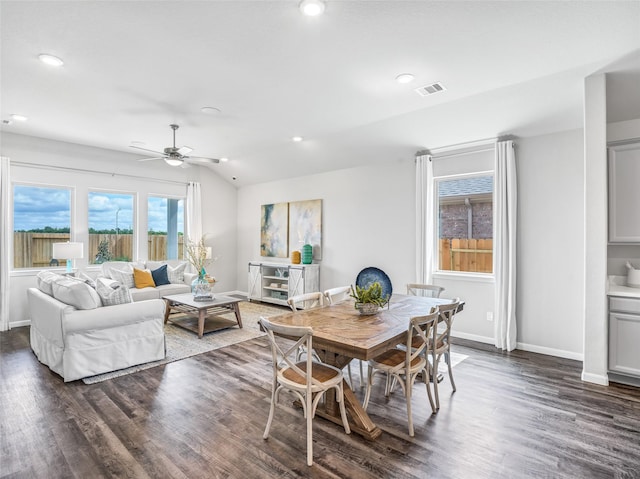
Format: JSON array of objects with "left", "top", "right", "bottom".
[
  {"left": 237, "top": 160, "right": 417, "bottom": 293},
  {"left": 583, "top": 73, "right": 609, "bottom": 385},
  {"left": 237, "top": 130, "right": 589, "bottom": 358},
  {"left": 1, "top": 132, "right": 237, "bottom": 327},
  {"left": 517, "top": 129, "right": 585, "bottom": 359}
]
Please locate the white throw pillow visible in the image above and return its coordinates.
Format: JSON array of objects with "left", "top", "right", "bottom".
[
  {"left": 77, "top": 271, "right": 97, "bottom": 289},
  {"left": 96, "top": 278, "right": 132, "bottom": 306},
  {"left": 36, "top": 271, "right": 64, "bottom": 296},
  {"left": 52, "top": 277, "right": 102, "bottom": 310},
  {"left": 109, "top": 267, "right": 135, "bottom": 289},
  {"left": 167, "top": 262, "right": 187, "bottom": 284}
]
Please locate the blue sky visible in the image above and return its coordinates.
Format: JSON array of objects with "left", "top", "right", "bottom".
[{"left": 13, "top": 186, "right": 183, "bottom": 232}]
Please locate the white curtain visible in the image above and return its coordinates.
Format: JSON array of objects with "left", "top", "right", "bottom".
[
  {"left": 415, "top": 154, "right": 435, "bottom": 284},
  {"left": 0, "top": 157, "right": 10, "bottom": 331},
  {"left": 494, "top": 140, "right": 517, "bottom": 351},
  {"left": 185, "top": 181, "right": 202, "bottom": 245}
]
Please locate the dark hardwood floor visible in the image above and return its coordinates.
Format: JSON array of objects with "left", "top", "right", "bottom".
[{"left": 1, "top": 326, "right": 639, "bottom": 479}]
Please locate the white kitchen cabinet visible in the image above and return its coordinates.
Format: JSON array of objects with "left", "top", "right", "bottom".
[
  {"left": 608, "top": 142, "right": 640, "bottom": 243},
  {"left": 247, "top": 262, "right": 320, "bottom": 308},
  {"left": 608, "top": 296, "right": 640, "bottom": 386}
]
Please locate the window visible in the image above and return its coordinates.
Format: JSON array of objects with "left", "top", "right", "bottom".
[
  {"left": 12, "top": 184, "right": 72, "bottom": 269},
  {"left": 435, "top": 173, "right": 493, "bottom": 274},
  {"left": 148, "top": 196, "right": 184, "bottom": 261},
  {"left": 88, "top": 191, "right": 135, "bottom": 263}
]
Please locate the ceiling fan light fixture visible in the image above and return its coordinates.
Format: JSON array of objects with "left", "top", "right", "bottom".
[
  {"left": 164, "top": 157, "right": 184, "bottom": 167},
  {"left": 299, "top": 0, "right": 325, "bottom": 16}
]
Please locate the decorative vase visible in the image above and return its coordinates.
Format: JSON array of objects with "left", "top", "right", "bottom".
[
  {"left": 355, "top": 302, "right": 379, "bottom": 315},
  {"left": 291, "top": 250, "right": 301, "bottom": 264},
  {"left": 192, "top": 274, "right": 213, "bottom": 301},
  {"left": 301, "top": 244, "right": 313, "bottom": 264}
]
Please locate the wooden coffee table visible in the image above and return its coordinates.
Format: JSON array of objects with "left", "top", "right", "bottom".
[{"left": 162, "top": 293, "right": 243, "bottom": 338}]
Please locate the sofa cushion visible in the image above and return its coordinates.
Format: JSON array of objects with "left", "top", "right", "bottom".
[
  {"left": 155, "top": 283, "right": 191, "bottom": 297},
  {"left": 109, "top": 267, "right": 135, "bottom": 289},
  {"left": 150, "top": 264, "right": 171, "bottom": 286},
  {"left": 96, "top": 278, "right": 132, "bottom": 306},
  {"left": 77, "top": 271, "right": 97, "bottom": 289},
  {"left": 167, "top": 262, "right": 187, "bottom": 284},
  {"left": 101, "top": 262, "right": 144, "bottom": 279},
  {"left": 133, "top": 268, "right": 156, "bottom": 289},
  {"left": 36, "top": 271, "right": 64, "bottom": 296},
  {"left": 52, "top": 277, "right": 102, "bottom": 310},
  {"left": 130, "top": 288, "right": 160, "bottom": 302}
]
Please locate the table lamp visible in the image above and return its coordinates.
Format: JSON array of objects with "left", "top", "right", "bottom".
[{"left": 52, "top": 242, "right": 83, "bottom": 273}]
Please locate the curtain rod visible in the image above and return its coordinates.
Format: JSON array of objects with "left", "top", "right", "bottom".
[
  {"left": 416, "top": 135, "right": 516, "bottom": 158},
  {"left": 11, "top": 161, "right": 189, "bottom": 186}
]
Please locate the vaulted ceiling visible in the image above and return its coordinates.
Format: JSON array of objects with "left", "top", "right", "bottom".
[{"left": 1, "top": 1, "right": 639, "bottom": 186}]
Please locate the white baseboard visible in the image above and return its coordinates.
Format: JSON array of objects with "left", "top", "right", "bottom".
[
  {"left": 9, "top": 320, "right": 30, "bottom": 329},
  {"left": 452, "top": 332, "right": 585, "bottom": 363},
  {"left": 516, "top": 342, "right": 583, "bottom": 361},
  {"left": 451, "top": 331, "right": 494, "bottom": 344},
  {"left": 581, "top": 370, "right": 609, "bottom": 386}
]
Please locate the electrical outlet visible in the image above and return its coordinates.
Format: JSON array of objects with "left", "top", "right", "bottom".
[{"left": 486, "top": 311, "right": 494, "bottom": 322}]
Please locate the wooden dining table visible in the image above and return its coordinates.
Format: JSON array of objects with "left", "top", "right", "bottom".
[{"left": 266, "top": 294, "right": 463, "bottom": 440}]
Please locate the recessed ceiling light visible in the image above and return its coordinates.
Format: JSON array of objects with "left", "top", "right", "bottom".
[
  {"left": 219, "top": 157, "right": 229, "bottom": 162},
  {"left": 292, "top": 136, "right": 303, "bottom": 142},
  {"left": 38, "top": 53, "right": 64, "bottom": 67},
  {"left": 396, "top": 73, "right": 415, "bottom": 84},
  {"left": 299, "top": 0, "right": 325, "bottom": 16},
  {"left": 10, "top": 114, "right": 28, "bottom": 122},
  {"left": 200, "top": 106, "right": 221, "bottom": 115}
]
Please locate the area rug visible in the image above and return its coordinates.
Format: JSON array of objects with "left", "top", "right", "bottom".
[{"left": 82, "top": 301, "right": 286, "bottom": 384}]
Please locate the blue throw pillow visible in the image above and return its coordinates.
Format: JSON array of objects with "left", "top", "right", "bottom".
[{"left": 151, "top": 264, "right": 171, "bottom": 286}]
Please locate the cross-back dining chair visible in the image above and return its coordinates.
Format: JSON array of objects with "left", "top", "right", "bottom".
[
  {"left": 323, "top": 285, "right": 365, "bottom": 389},
  {"left": 323, "top": 286, "right": 351, "bottom": 305},
  {"left": 406, "top": 283, "right": 445, "bottom": 298},
  {"left": 362, "top": 309, "right": 439, "bottom": 436},
  {"left": 287, "top": 292, "right": 324, "bottom": 362},
  {"left": 427, "top": 298, "right": 461, "bottom": 410},
  {"left": 259, "top": 317, "right": 351, "bottom": 466},
  {"left": 287, "top": 292, "right": 324, "bottom": 311}
]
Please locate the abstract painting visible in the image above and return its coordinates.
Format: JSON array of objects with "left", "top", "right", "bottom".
[
  {"left": 289, "top": 199, "right": 322, "bottom": 260},
  {"left": 261, "top": 202, "right": 289, "bottom": 257}
]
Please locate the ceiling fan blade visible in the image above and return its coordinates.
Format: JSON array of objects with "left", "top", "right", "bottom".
[
  {"left": 177, "top": 146, "right": 193, "bottom": 155},
  {"left": 130, "top": 145, "right": 165, "bottom": 155},
  {"left": 184, "top": 156, "right": 220, "bottom": 164},
  {"left": 137, "top": 157, "right": 166, "bottom": 162}
]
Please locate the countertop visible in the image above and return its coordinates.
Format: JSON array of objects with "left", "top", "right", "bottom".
[{"left": 607, "top": 275, "right": 640, "bottom": 298}]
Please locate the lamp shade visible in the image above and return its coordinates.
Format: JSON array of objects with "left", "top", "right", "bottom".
[
  {"left": 52, "top": 242, "right": 83, "bottom": 273},
  {"left": 52, "top": 242, "right": 83, "bottom": 260}
]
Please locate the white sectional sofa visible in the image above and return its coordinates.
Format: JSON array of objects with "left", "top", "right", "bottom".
[{"left": 28, "top": 260, "right": 196, "bottom": 382}]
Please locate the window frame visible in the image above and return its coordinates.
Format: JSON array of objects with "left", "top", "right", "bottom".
[
  {"left": 432, "top": 170, "right": 495, "bottom": 279},
  {"left": 147, "top": 193, "right": 186, "bottom": 261},
  {"left": 11, "top": 181, "right": 75, "bottom": 271},
  {"left": 87, "top": 189, "right": 137, "bottom": 264}
]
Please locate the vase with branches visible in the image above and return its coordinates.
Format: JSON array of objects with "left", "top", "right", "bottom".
[{"left": 185, "top": 236, "right": 217, "bottom": 300}]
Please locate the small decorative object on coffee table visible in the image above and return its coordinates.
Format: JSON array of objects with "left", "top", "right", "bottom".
[{"left": 186, "top": 236, "right": 217, "bottom": 301}]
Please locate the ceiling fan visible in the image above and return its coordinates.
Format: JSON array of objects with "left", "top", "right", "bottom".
[{"left": 129, "top": 124, "right": 220, "bottom": 167}]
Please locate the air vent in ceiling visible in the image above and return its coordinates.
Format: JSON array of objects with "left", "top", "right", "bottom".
[{"left": 415, "top": 82, "right": 446, "bottom": 97}]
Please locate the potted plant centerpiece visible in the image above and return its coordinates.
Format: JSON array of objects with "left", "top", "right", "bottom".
[
  {"left": 185, "top": 237, "right": 217, "bottom": 301},
  {"left": 350, "top": 281, "right": 389, "bottom": 315}
]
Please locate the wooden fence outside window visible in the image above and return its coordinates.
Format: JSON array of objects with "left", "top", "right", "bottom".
[
  {"left": 13, "top": 232, "right": 183, "bottom": 268},
  {"left": 439, "top": 238, "right": 493, "bottom": 273}
]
